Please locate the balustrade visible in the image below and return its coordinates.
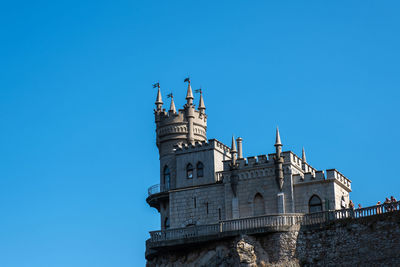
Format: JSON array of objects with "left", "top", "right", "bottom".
[{"left": 148, "top": 201, "right": 400, "bottom": 244}]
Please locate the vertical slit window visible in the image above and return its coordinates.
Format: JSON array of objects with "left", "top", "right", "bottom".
[
  {"left": 186, "top": 163, "right": 193, "bottom": 179},
  {"left": 196, "top": 162, "right": 204, "bottom": 178},
  {"left": 163, "top": 166, "right": 170, "bottom": 191}
]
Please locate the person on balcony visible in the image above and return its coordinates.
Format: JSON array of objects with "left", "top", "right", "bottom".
[{"left": 391, "top": 196, "right": 397, "bottom": 211}]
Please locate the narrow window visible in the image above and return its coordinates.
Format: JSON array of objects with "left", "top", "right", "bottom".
[
  {"left": 164, "top": 217, "right": 170, "bottom": 229},
  {"left": 309, "top": 195, "right": 323, "bottom": 213},
  {"left": 186, "top": 163, "right": 193, "bottom": 179},
  {"left": 218, "top": 208, "right": 221, "bottom": 220},
  {"left": 194, "top": 197, "right": 197, "bottom": 208},
  {"left": 253, "top": 193, "right": 265, "bottom": 216},
  {"left": 163, "top": 166, "right": 170, "bottom": 191},
  {"left": 196, "top": 162, "right": 204, "bottom": 178},
  {"left": 206, "top": 202, "right": 209, "bottom": 214}
]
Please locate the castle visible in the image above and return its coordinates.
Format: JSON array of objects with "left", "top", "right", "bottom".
[
  {"left": 145, "top": 79, "right": 400, "bottom": 267},
  {"left": 147, "top": 79, "right": 352, "bottom": 230}
]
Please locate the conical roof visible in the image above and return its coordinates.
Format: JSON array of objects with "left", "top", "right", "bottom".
[
  {"left": 302, "top": 147, "right": 307, "bottom": 163},
  {"left": 275, "top": 127, "right": 282, "bottom": 146},
  {"left": 155, "top": 87, "right": 163, "bottom": 105},
  {"left": 198, "top": 92, "right": 205, "bottom": 110},
  {"left": 186, "top": 82, "right": 194, "bottom": 100},
  {"left": 169, "top": 95, "right": 176, "bottom": 113},
  {"left": 231, "top": 135, "right": 237, "bottom": 153}
]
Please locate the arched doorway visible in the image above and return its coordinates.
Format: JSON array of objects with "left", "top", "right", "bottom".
[{"left": 309, "top": 195, "right": 322, "bottom": 213}]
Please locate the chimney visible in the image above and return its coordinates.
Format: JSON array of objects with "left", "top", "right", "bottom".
[{"left": 236, "top": 137, "right": 243, "bottom": 159}]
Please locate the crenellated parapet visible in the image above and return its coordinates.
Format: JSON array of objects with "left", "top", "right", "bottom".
[
  {"left": 326, "top": 169, "right": 352, "bottom": 190},
  {"left": 154, "top": 80, "right": 208, "bottom": 156},
  {"left": 174, "top": 138, "right": 230, "bottom": 155},
  {"left": 216, "top": 148, "right": 351, "bottom": 192}
]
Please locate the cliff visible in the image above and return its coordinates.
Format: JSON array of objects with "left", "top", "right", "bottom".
[{"left": 146, "top": 211, "right": 400, "bottom": 266}]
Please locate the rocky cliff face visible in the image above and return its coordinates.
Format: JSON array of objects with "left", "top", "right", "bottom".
[
  {"left": 146, "top": 233, "right": 299, "bottom": 267},
  {"left": 147, "top": 212, "right": 400, "bottom": 267}
]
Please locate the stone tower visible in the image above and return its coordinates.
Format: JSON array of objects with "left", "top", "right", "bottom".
[{"left": 152, "top": 80, "right": 208, "bottom": 228}]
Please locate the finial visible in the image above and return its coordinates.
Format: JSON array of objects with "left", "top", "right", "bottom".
[
  {"left": 153, "top": 82, "right": 163, "bottom": 110},
  {"left": 167, "top": 93, "right": 176, "bottom": 113},
  {"left": 275, "top": 127, "right": 282, "bottom": 146},
  {"left": 302, "top": 147, "right": 307, "bottom": 163},
  {"left": 195, "top": 88, "right": 206, "bottom": 112},
  {"left": 184, "top": 77, "right": 194, "bottom": 104}
]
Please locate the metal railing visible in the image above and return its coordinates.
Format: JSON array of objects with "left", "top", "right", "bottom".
[{"left": 147, "top": 184, "right": 169, "bottom": 196}]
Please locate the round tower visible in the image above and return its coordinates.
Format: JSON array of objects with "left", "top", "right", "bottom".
[{"left": 154, "top": 79, "right": 207, "bottom": 158}]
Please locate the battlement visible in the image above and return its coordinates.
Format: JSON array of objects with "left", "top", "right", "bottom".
[
  {"left": 326, "top": 169, "right": 352, "bottom": 190},
  {"left": 174, "top": 138, "right": 231, "bottom": 155}
]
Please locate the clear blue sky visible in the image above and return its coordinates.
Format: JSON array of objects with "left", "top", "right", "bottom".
[{"left": 1, "top": 1, "right": 399, "bottom": 266}]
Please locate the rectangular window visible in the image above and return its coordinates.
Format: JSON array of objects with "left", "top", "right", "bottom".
[
  {"left": 206, "top": 202, "right": 209, "bottom": 214},
  {"left": 218, "top": 208, "right": 221, "bottom": 220},
  {"left": 194, "top": 197, "right": 196, "bottom": 208}
]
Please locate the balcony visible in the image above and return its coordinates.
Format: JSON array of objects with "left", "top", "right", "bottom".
[
  {"left": 146, "top": 183, "right": 169, "bottom": 211},
  {"left": 148, "top": 183, "right": 169, "bottom": 196}
]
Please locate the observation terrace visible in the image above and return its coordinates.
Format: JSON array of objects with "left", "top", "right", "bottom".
[{"left": 146, "top": 201, "right": 400, "bottom": 257}]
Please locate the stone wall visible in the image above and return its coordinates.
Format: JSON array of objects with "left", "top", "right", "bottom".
[
  {"left": 296, "top": 212, "right": 400, "bottom": 266},
  {"left": 146, "top": 212, "right": 400, "bottom": 266}
]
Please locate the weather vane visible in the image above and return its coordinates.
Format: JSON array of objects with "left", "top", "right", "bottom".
[
  {"left": 152, "top": 82, "right": 160, "bottom": 89},
  {"left": 167, "top": 93, "right": 173, "bottom": 98},
  {"left": 184, "top": 77, "right": 190, "bottom": 84},
  {"left": 195, "top": 88, "right": 202, "bottom": 94}
]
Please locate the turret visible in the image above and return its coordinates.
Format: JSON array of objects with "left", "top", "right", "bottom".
[
  {"left": 168, "top": 93, "right": 176, "bottom": 114},
  {"left": 154, "top": 83, "right": 163, "bottom": 111},
  {"left": 154, "top": 79, "right": 207, "bottom": 158},
  {"left": 197, "top": 89, "right": 206, "bottom": 115},
  {"left": 231, "top": 135, "right": 237, "bottom": 165},
  {"left": 185, "top": 78, "right": 194, "bottom": 105},
  {"left": 184, "top": 78, "right": 195, "bottom": 144},
  {"left": 275, "top": 127, "right": 282, "bottom": 158},
  {"left": 274, "top": 127, "right": 284, "bottom": 190}
]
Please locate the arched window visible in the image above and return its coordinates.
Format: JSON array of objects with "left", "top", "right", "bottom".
[
  {"left": 253, "top": 193, "right": 265, "bottom": 216},
  {"left": 163, "top": 166, "right": 170, "bottom": 190},
  {"left": 186, "top": 163, "right": 193, "bottom": 179},
  {"left": 196, "top": 162, "right": 204, "bottom": 178},
  {"left": 164, "top": 217, "right": 170, "bottom": 229},
  {"left": 309, "top": 195, "right": 322, "bottom": 213}
]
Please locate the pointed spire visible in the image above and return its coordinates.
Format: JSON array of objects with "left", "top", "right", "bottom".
[
  {"left": 169, "top": 93, "right": 176, "bottom": 114},
  {"left": 231, "top": 135, "right": 237, "bottom": 153},
  {"left": 275, "top": 127, "right": 282, "bottom": 146},
  {"left": 231, "top": 135, "right": 237, "bottom": 165},
  {"left": 198, "top": 91, "right": 205, "bottom": 111},
  {"left": 195, "top": 88, "right": 205, "bottom": 114},
  {"left": 154, "top": 83, "right": 163, "bottom": 110},
  {"left": 184, "top": 77, "right": 193, "bottom": 105},
  {"left": 302, "top": 147, "right": 307, "bottom": 163}
]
